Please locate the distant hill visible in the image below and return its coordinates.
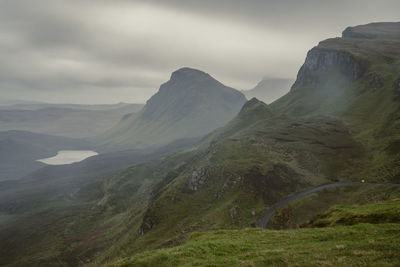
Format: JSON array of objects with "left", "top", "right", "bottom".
[
  {"left": 98, "top": 67, "right": 247, "bottom": 149},
  {"left": 0, "top": 104, "right": 143, "bottom": 138},
  {"left": 242, "top": 78, "right": 294, "bottom": 104},
  {"left": 0, "top": 130, "right": 92, "bottom": 180},
  {"left": 0, "top": 102, "right": 141, "bottom": 111}
]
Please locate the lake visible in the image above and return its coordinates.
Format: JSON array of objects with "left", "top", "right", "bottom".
[{"left": 37, "top": 150, "right": 99, "bottom": 165}]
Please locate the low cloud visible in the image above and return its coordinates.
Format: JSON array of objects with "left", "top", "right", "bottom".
[{"left": 0, "top": 0, "right": 399, "bottom": 103}]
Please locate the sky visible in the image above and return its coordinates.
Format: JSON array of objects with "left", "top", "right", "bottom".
[{"left": 0, "top": 0, "right": 399, "bottom": 104}]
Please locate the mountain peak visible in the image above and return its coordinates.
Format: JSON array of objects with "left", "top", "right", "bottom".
[
  {"left": 170, "top": 67, "right": 213, "bottom": 82},
  {"left": 238, "top": 97, "right": 271, "bottom": 119},
  {"left": 243, "top": 77, "right": 293, "bottom": 104}
]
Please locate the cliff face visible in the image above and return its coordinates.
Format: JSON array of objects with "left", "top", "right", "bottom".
[
  {"left": 272, "top": 22, "right": 400, "bottom": 181},
  {"left": 291, "top": 22, "right": 400, "bottom": 92},
  {"left": 291, "top": 47, "right": 363, "bottom": 90}
]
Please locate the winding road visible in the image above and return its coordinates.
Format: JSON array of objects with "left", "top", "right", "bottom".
[{"left": 258, "top": 182, "right": 400, "bottom": 229}]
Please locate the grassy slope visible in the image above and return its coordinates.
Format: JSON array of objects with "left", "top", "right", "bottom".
[
  {"left": 307, "top": 198, "right": 400, "bottom": 227},
  {"left": 268, "top": 184, "right": 400, "bottom": 229},
  {"left": 0, "top": 154, "right": 185, "bottom": 266},
  {"left": 270, "top": 38, "right": 400, "bottom": 182},
  {"left": 111, "top": 199, "right": 400, "bottom": 266},
  {"left": 72, "top": 25, "right": 400, "bottom": 265},
  {"left": 104, "top": 26, "right": 400, "bottom": 264},
  {"left": 114, "top": 224, "right": 400, "bottom": 266},
  {"left": 120, "top": 103, "right": 365, "bottom": 257}
]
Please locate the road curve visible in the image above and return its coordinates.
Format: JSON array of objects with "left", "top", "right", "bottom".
[{"left": 258, "top": 182, "right": 400, "bottom": 229}]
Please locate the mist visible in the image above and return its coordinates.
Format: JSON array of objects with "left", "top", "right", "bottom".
[{"left": 0, "top": 0, "right": 399, "bottom": 103}]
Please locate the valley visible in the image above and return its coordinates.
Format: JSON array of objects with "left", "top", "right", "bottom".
[{"left": 0, "top": 20, "right": 399, "bottom": 267}]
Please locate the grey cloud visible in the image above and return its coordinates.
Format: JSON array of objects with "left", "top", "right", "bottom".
[{"left": 0, "top": 0, "right": 399, "bottom": 104}]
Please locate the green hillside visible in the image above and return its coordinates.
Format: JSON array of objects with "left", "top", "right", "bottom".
[
  {"left": 112, "top": 199, "right": 400, "bottom": 266},
  {"left": 271, "top": 22, "right": 400, "bottom": 182},
  {"left": 109, "top": 22, "right": 400, "bottom": 257},
  {"left": 1, "top": 22, "right": 400, "bottom": 267},
  {"left": 268, "top": 183, "right": 400, "bottom": 229}
]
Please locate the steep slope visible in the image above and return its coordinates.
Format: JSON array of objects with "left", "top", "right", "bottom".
[
  {"left": 99, "top": 68, "right": 246, "bottom": 149},
  {"left": 267, "top": 183, "right": 400, "bottom": 230},
  {"left": 272, "top": 21, "right": 400, "bottom": 182},
  {"left": 242, "top": 77, "right": 294, "bottom": 104},
  {"left": 113, "top": 199, "right": 400, "bottom": 267}
]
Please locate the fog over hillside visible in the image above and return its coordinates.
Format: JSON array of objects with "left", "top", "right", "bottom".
[
  {"left": 0, "top": 1, "right": 400, "bottom": 266},
  {"left": 0, "top": 0, "right": 399, "bottom": 103}
]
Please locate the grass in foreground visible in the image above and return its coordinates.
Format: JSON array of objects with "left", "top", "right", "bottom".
[
  {"left": 307, "top": 198, "right": 400, "bottom": 227},
  {"left": 108, "top": 198, "right": 400, "bottom": 266},
  {"left": 110, "top": 224, "right": 400, "bottom": 266},
  {"left": 111, "top": 224, "right": 400, "bottom": 266},
  {"left": 268, "top": 184, "right": 400, "bottom": 229}
]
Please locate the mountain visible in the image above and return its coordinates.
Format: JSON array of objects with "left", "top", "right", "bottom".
[
  {"left": 105, "top": 21, "right": 400, "bottom": 260},
  {"left": 242, "top": 77, "right": 294, "bottom": 104},
  {"left": 1, "top": 22, "right": 400, "bottom": 266},
  {"left": 98, "top": 67, "right": 247, "bottom": 150},
  {"left": 0, "top": 103, "right": 144, "bottom": 138},
  {"left": 273, "top": 21, "right": 400, "bottom": 181}
]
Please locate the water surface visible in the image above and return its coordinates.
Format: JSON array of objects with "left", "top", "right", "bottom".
[{"left": 37, "top": 150, "right": 98, "bottom": 165}]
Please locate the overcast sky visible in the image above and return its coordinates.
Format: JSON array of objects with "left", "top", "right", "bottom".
[{"left": 0, "top": 0, "right": 399, "bottom": 104}]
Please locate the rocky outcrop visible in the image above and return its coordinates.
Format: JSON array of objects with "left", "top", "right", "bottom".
[
  {"left": 237, "top": 98, "right": 270, "bottom": 119},
  {"left": 367, "top": 73, "right": 384, "bottom": 90},
  {"left": 291, "top": 47, "right": 363, "bottom": 90},
  {"left": 139, "top": 209, "right": 158, "bottom": 235},
  {"left": 342, "top": 27, "right": 375, "bottom": 39},
  {"left": 188, "top": 167, "right": 209, "bottom": 191}
]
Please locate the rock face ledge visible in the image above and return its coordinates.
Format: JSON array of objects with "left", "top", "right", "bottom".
[
  {"left": 291, "top": 47, "right": 361, "bottom": 90},
  {"left": 291, "top": 22, "right": 400, "bottom": 91}
]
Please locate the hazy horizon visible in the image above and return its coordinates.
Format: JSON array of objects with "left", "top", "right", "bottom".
[{"left": 1, "top": 0, "right": 399, "bottom": 104}]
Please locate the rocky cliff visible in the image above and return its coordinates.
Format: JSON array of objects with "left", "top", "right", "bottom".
[
  {"left": 291, "top": 22, "right": 400, "bottom": 91},
  {"left": 291, "top": 46, "right": 363, "bottom": 90}
]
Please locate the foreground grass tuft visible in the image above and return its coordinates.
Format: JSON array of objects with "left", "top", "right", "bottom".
[
  {"left": 108, "top": 198, "right": 400, "bottom": 266},
  {"left": 110, "top": 224, "right": 400, "bottom": 266}
]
